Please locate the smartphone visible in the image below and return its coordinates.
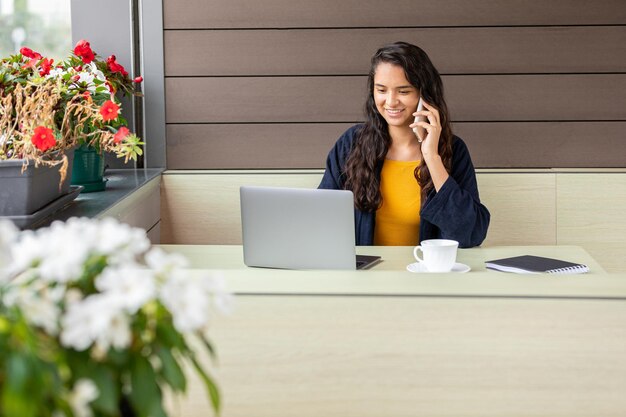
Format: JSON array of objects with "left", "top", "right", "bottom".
[{"left": 412, "top": 98, "right": 427, "bottom": 142}]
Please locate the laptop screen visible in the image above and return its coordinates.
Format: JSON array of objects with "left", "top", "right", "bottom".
[{"left": 240, "top": 186, "right": 378, "bottom": 270}]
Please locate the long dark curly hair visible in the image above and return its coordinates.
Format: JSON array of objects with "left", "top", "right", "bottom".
[{"left": 344, "top": 42, "right": 454, "bottom": 212}]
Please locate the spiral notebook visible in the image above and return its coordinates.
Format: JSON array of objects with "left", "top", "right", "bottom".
[{"left": 485, "top": 255, "right": 589, "bottom": 274}]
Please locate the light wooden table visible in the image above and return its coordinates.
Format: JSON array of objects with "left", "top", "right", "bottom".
[
  {"left": 161, "top": 244, "right": 607, "bottom": 272},
  {"left": 160, "top": 245, "right": 626, "bottom": 417}
]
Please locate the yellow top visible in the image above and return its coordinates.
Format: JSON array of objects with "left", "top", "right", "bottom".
[{"left": 373, "top": 159, "right": 421, "bottom": 246}]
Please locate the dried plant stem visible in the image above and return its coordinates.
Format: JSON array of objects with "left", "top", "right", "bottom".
[{"left": 1, "top": 82, "right": 61, "bottom": 162}]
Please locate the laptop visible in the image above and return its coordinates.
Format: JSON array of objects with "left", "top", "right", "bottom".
[{"left": 240, "top": 186, "right": 381, "bottom": 270}]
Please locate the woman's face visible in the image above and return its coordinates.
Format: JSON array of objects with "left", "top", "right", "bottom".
[{"left": 373, "top": 62, "right": 420, "bottom": 129}]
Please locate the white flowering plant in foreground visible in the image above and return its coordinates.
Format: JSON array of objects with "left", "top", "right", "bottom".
[{"left": 0, "top": 218, "right": 231, "bottom": 417}]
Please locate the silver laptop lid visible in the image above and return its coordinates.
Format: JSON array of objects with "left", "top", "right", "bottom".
[{"left": 240, "top": 186, "right": 357, "bottom": 270}]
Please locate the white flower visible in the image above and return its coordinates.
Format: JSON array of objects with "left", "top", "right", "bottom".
[
  {"left": 12, "top": 218, "right": 151, "bottom": 283},
  {"left": 160, "top": 271, "right": 231, "bottom": 333},
  {"left": 96, "top": 265, "right": 156, "bottom": 313},
  {"left": 82, "top": 62, "right": 112, "bottom": 97},
  {"left": 37, "top": 240, "right": 90, "bottom": 284},
  {"left": 14, "top": 221, "right": 91, "bottom": 283},
  {"left": 64, "top": 288, "right": 84, "bottom": 304},
  {"left": 0, "top": 219, "right": 19, "bottom": 282},
  {"left": 2, "top": 280, "right": 63, "bottom": 335},
  {"left": 210, "top": 273, "right": 234, "bottom": 316},
  {"left": 7, "top": 230, "right": 45, "bottom": 275},
  {"left": 160, "top": 271, "right": 208, "bottom": 332},
  {"left": 78, "top": 72, "right": 95, "bottom": 85},
  {"left": 68, "top": 379, "right": 99, "bottom": 417},
  {"left": 60, "top": 293, "right": 130, "bottom": 351},
  {"left": 46, "top": 67, "right": 66, "bottom": 79},
  {"left": 145, "top": 247, "right": 189, "bottom": 276},
  {"left": 97, "top": 311, "right": 132, "bottom": 351},
  {"left": 65, "top": 71, "right": 96, "bottom": 93},
  {"left": 5, "top": 216, "right": 232, "bottom": 359},
  {"left": 7, "top": 219, "right": 96, "bottom": 283},
  {"left": 88, "top": 62, "right": 107, "bottom": 83},
  {"left": 92, "top": 217, "right": 151, "bottom": 263},
  {"left": 61, "top": 64, "right": 107, "bottom": 96}
]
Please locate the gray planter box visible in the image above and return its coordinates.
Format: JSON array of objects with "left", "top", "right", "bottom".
[{"left": 0, "top": 152, "right": 75, "bottom": 216}]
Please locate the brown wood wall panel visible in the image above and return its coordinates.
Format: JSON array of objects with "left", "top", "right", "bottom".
[
  {"left": 164, "top": 27, "right": 626, "bottom": 76},
  {"left": 162, "top": 1, "right": 626, "bottom": 169},
  {"left": 166, "top": 122, "right": 626, "bottom": 169},
  {"left": 163, "top": 0, "right": 626, "bottom": 29},
  {"left": 166, "top": 124, "right": 352, "bottom": 169},
  {"left": 444, "top": 75, "right": 626, "bottom": 122},
  {"left": 165, "top": 75, "right": 626, "bottom": 124},
  {"left": 456, "top": 122, "right": 626, "bottom": 168},
  {"left": 165, "top": 77, "right": 366, "bottom": 123}
]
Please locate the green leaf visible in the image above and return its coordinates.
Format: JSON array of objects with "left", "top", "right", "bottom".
[
  {"left": 1, "top": 387, "right": 38, "bottom": 417},
  {"left": 0, "top": 316, "right": 10, "bottom": 333},
  {"left": 5, "top": 353, "right": 29, "bottom": 391},
  {"left": 199, "top": 336, "right": 217, "bottom": 362},
  {"left": 190, "top": 356, "right": 221, "bottom": 414},
  {"left": 89, "top": 367, "right": 119, "bottom": 416},
  {"left": 156, "top": 322, "right": 188, "bottom": 351},
  {"left": 1, "top": 354, "right": 38, "bottom": 417},
  {"left": 156, "top": 347, "right": 187, "bottom": 392},
  {"left": 129, "top": 356, "right": 166, "bottom": 417},
  {"left": 65, "top": 350, "right": 120, "bottom": 415},
  {"left": 64, "top": 349, "right": 92, "bottom": 378},
  {"left": 107, "top": 347, "right": 131, "bottom": 367}
]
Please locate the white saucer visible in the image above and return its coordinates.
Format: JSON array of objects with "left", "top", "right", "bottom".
[{"left": 406, "top": 262, "right": 471, "bottom": 273}]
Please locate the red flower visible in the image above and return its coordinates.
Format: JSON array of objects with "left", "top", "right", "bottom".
[
  {"left": 106, "top": 55, "right": 128, "bottom": 76},
  {"left": 105, "top": 81, "right": 116, "bottom": 94},
  {"left": 99, "top": 100, "right": 120, "bottom": 121},
  {"left": 133, "top": 76, "right": 143, "bottom": 83},
  {"left": 73, "top": 39, "right": 95, "bottom": 64},
  {"left": 71, "top": 74, "right": 81, "bottom": 82},
  {"left": 39, "top": 58, "right": 54, "bottom": 76},
  {"left": 21, "top": 59, "right": 38, "bottom": 70},
  {"left": 113, "top": 126, "right": 130, "bottom": 144},
  {"left": 20, "top": 47, "right": 42, "bottom": 59},
  {"left": 82, "top": 91, "right": 91, "bottom": 100},
  {"left": 31, "top": 126, "right": 56, "bottom": 152}
]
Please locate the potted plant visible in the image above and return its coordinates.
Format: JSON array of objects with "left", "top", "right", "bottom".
[
  {"left": 0, "top": 40, "right": 143, "bottom": 215},
  {"left": 0, "top": 217, "right": 231, "bottom": 417}
]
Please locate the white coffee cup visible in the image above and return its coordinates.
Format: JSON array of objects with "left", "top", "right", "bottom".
[{"left": 413, "top": 239, "right": 459, "bottom": 272}]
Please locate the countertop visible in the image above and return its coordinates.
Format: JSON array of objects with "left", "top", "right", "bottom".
[{"left": 29, "top": 168, "right": 162, "bottom": 228}]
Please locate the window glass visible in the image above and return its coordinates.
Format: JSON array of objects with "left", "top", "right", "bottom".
[{"left": 0, "top": 0, "right": 71, "bottom": 61}]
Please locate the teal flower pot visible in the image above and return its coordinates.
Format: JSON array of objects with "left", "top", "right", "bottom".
[{"left": 71, "top": 145, "right": 106, "bottom": 192}]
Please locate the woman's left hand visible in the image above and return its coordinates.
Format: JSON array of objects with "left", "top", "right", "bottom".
[{"left": 410, "top": 100, "right": 442, "bottom": 160}]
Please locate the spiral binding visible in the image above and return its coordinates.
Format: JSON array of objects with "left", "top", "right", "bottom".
[{"left": 547, "top": 264, "right": 589, "bottom": 274}]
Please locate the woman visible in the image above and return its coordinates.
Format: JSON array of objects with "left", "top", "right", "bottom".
[{"left": 319, "top": 41, "right": 490, "bottom": 248}]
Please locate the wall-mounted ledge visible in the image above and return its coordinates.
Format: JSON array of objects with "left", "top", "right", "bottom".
[
  {"left": 162, "top": 168, "right": 626, "bottom": 175},
  {"left": 32, "top": 168, "right": 163, "bottom": 241}
]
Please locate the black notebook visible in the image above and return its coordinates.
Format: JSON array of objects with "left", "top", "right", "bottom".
[{"left": 485, "top": 255, "right": 589, "bottom": 274}]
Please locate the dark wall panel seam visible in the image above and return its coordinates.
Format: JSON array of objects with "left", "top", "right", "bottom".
[
  {"left": 163, "top": 73, "right": 626, "bottom": 78},
  {"left": 163, "top": 24, "right": 626, "bottom": 31},
  {"left": 165, "top": 120, "right": 626, "bottom": 125},
  {"left": 165, "top": 121, "right": 365, "bottom": 125}
]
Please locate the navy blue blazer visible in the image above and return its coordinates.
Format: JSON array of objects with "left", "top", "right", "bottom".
[{"left": 319, "top": 124, "right": 490, "bottom": 248}]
